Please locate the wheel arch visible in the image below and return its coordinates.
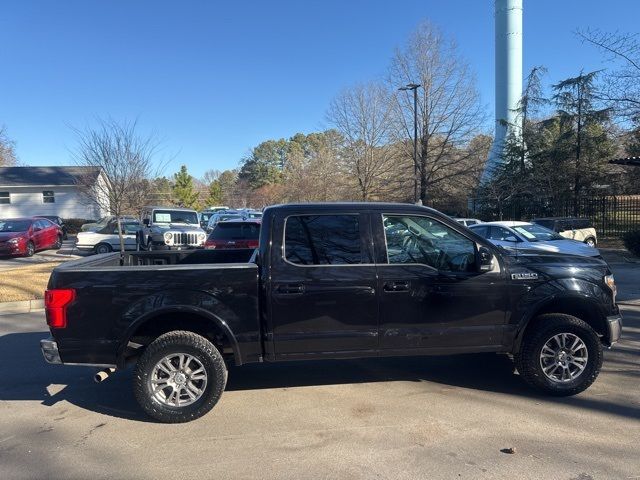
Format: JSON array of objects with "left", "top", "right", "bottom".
[
  {"left": 512, "top": 295, "right": 609, "bottom": 353},
  {"left": 118, "top": 306, "right": 241, "bottom": 368}
]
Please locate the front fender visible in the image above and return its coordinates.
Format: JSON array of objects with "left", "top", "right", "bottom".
[{"left": 508, "top": 277, "right": 611, "bottom": 351}]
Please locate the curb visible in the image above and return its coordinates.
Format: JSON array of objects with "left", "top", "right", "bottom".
[{"left": 0, "top": 299, "right": 45, "bottom": 316}]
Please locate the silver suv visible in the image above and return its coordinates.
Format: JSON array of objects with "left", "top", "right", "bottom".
[{"left": 138, "top": 207, "right": 206, "bottom": 250}]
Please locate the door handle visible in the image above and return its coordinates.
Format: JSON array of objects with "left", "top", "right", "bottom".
[
  {"left": 383, "top": 281, "right": 409, "bottom": 292},
  {"left": 275, "top": 283, "right": 305, "bottom": 295}
]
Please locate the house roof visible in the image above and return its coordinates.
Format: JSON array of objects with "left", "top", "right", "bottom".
[{"left": 0, "top": 166, "right": 102, "bottom": 187}]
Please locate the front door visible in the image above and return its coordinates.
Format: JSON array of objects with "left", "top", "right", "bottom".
[
  {"left": 374, "top": 213, "right": 508, "bottom": 351},
  {"left": 269, "top": 212, "right": 378, "bottom": 357}
]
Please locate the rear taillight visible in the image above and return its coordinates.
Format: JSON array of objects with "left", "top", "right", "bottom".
[
  {"left": 247, "top": 240, "right": 259, "bottom": 249},
  {"left": 45, "top": 289, "right": 75, "bottom": 328},
  {"left": 204, "top": 239, "right": 217, "bottom": 249}
]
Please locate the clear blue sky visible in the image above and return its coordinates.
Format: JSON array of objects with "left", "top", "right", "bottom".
[{"left": 1, "top": 0, "right": 637, "bottom": 178}]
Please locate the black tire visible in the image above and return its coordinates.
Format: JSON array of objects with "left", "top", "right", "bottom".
[
  {"left": 515, "top": 314, "right": 603, "bottom": 396},
  {"left": 584, "top": 237, "right": 596, "bottom": 247},
  {"left": 133, "top": 331, "right": 227, "bottom": 423},
  {"left": 94, "top": 243, "right": 112, "bottom": 255},
  {"left": 25, "top": 241, "right": 35, "bottom": 257},
  {"left": 54, "top": 235, "right": 63, "bottom": 250}
]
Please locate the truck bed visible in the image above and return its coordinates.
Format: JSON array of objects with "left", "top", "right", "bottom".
[{"left": 47, "top": 249, "right": 261, "bottom": 367}]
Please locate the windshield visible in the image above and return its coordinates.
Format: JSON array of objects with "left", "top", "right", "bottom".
[
  {"left": 210, "top": 222, "right": 260, "bottom": 240},
  {"left": 153, "top": 210, "right": 199, "bottom": 225},
  {"left": 512, "top": 224, "right": 564, "bottom": 241},
  {"left": 0, "top": 220, "right": 31, "bottom": 232}
]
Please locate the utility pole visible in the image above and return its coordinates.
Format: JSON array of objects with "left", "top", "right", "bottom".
[{"left": 399, "top": 83, "right": 421, "bottom": 204}]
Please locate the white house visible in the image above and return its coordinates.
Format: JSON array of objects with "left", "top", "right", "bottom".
[{"left": 0, "top": 166, "right": 110, "bottom": 220}]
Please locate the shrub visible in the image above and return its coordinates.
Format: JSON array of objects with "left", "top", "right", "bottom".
[
  {"left": 64, "top": 218, "right": 96, "bottom": 235},
  {"left": 622, "top": 229, "right": 640, "bottom": 257}
]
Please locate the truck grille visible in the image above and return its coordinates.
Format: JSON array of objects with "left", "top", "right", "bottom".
[{"left": 175, "top": 232, "right": 199, "bottom": 245}]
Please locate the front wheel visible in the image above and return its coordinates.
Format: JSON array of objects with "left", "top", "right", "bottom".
[
  {"left": 133, "top": 331, "right": 227, "bottom": 423},
  {"left": 25, "top": 241, "right": 35, "bottom": 257},
  {"left": 515, "top": 314, "right": 603, "bottom": 396}
]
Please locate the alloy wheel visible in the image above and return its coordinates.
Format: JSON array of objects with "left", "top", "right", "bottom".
[
  {"left": 150, "top": 353, "right": 208, "bottom": 407},
  {"left": 539, "top": 332, "right": 588, "bottom": 383}
]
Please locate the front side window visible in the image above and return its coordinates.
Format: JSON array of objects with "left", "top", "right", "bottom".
[
  {"left": 43, "top": 191, "right": 55, "bottom": 203},
  {"left": 285, "top": 215, "right": 362, "bottom": 265},
  {"left": 0, "top": 192, "right": 9, "bottom": 204},
  {"left": 383, "top": 215, "right": 476, "bottom": 272}
]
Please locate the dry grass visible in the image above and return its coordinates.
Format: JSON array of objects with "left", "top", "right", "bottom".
[{"left": 0, "top": 262, "right": 62, "bottom": 302}]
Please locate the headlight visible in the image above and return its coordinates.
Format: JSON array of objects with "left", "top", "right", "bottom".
[
  {"left": 604, "top": 274, "right": 617, "bottom": 302},
  {"left": 8, "top": 238, "right": 20, "bottom": 244},
  {"left": 164, "top": 232, "right": 173, "bottom": 241},
  {"left": 198, "top": 233, "right": 206, "bottom": 241}
]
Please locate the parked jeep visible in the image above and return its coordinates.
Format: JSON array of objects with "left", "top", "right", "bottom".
[
  {"left": 532, "top": 217, "right": 597, "bottom": 247},
  {"left": 137, "top": 207, "right": 206, "bottom": 250}
]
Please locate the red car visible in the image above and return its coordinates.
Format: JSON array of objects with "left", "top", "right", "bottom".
[
  {"left": 204, "top": 219, "right": 260, "bottom": 249},
  {"left": 0, "top": 217, "right": 63, "bottom": 257}
]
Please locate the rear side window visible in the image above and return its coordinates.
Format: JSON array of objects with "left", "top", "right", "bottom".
[
  {"left": 284, "top": 215, "right": 362, "bottom": 265},
  {"left": 211, "top": 223, "right": 260, "bottom": 240},
  {"left": 0, "top": 192, "right": 10, "bottom": 204}
]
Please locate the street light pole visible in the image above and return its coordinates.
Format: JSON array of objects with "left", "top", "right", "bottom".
[{"left": 399, "top": 83, "right": 421, "bottom": 204}]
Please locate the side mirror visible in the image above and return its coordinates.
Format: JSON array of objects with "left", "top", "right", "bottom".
[
  {"left": 143, "top": 219, "right": 150, "bottom": 226},
  {"left": 477, "top": 246, "right": 494, "bottom": 272}
]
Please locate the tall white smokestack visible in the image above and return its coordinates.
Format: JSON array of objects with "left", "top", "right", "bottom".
[{"left": 482, "top": 0, "right": 523, "bottom": 182}]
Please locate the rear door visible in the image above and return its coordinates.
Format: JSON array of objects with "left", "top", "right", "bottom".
[
  {"left": 268, "top": 212, "right": 378, "bottom": 357},
  {"left": 374, "top": 212, "right": 508, "bottom": 351}
]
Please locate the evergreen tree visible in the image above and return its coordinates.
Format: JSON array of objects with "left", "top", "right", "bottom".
[
  {"left": 204, "top": 179, "right": 223, "bottom": 207},
  {"left": 173, "top": 165, "right": 200, "bottom": 209}
]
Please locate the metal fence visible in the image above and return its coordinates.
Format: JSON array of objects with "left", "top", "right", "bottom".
[{"left": 432, "top": 195, "right": 640, "bottom": 238}]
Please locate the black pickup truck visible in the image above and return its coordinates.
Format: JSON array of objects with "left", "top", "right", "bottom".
[{"left": 41, "top": 203, "right": 622, "bottom": 423}]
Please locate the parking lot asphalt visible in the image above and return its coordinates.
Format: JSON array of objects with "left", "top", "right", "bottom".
[{"left": 0, "top": 267, "right": 638, "bottom": 479}]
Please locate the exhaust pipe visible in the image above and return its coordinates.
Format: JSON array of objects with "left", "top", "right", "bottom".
[{"left": 94, "top": 367, "right": 116, "bottom": 383}]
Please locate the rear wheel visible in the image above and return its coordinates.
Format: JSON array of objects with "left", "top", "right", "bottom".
[
  {"left": 94, "top": 243, "right": 112, "bottom": 254},
  {"left": 515, "top": 314, "right": 602, "bottom": 396},
  {"left": 584, "top": 237, "right": 596, "bottom": 247},
  {"left": 54, "top": 235, "right": 63, "bottom": 249},
  {"left": 133, "top": 331, "right": 227, "bottom": 423}
]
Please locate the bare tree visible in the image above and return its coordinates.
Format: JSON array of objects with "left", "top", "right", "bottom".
[
  {"left": 389, "top": 22, "right": 488, "bottom": 203},
  {"left": 71, "top": 118, "right": 160, "bottom": 260},
  {"left": 578, "top": 29, "right": 640, "bottom": 119},
  {"left": 327, "top": 82, "right": 400, "bottom": 200},
  {"left": 0, "top": 126, "right": 18, "bottom": 166}
]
